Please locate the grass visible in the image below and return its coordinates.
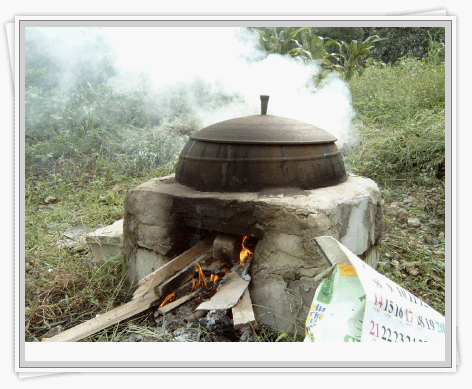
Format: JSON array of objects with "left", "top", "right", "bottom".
[
  {"left": 344, "top": 57, "right": 446, "bottom": 315},
  {"left": 24, "top": 55, "right": 446, "bottom": 342},
  {"left": 347, "top": 57, "right": 445, "bottom": 182},
  {"left": 24, "top": 157, "right": 176, "bottom": 341}
]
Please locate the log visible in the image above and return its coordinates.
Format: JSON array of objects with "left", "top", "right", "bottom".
[
  {"left": 232, "top": 289, "right": 257, "bottom": 330},
  {"left": 213, "top": 233, "right": 242, "bottom": 267},
  {"left": 133, "top": 235, "right": 215, "bottom": 299},
  {"left": 42, "top": 294, "right": 157, "bottom": 342}
]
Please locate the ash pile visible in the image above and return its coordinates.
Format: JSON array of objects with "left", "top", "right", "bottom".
[{"left": 139, "top": 300, "right": 258, "bottom": 342}]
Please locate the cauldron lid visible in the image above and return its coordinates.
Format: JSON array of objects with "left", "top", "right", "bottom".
[{"left": 190, "top": 114, "right": 337, "bottom": 145}]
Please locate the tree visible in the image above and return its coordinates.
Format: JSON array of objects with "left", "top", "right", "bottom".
[
  {"left": 251, "top": 27, "right": 382, "bottom": 80},
  {"left": 312, "top": 27, "right": 365, "bottom": 43},
  {"left": 331, "top": 35, "right": 384, "bottom": 79},
  {"left": 364, "top": 27, "right": 445, "bottom": 64}
]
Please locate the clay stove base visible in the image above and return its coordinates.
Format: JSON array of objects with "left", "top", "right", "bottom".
[{"left": 124, "top": 173, "right": 382, "bottom": 334}]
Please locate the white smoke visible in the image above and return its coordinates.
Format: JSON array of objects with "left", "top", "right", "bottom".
[{"left": 27, "top": 26, "right": 356, "bottom": 146}]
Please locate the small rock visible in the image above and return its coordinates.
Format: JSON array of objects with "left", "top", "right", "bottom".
[
  {"left": 403, "top": 197, "right": 414, "bottom": 204},
  {"left": 405, "top": 264, "right": 420, "bottom": 277},
  {"left": 111, "top": 185, "right": 123, "bottom": 193},
  {"left": 202, "top": 310, "right": 232, "bottom": 332},
  {"left": 239, "top": 327, "right": 257, "bottom": 342},
  {"left": 423, "top": 235, "right": 432, "bottom": 244},
  {"left": 431, "top": 274, "right": 442, "bottom": 283},
  {"left": 396, "top": 210, "right": 409, "bottom": 221},
  {"left": 44, "top": 195, "right": 58, "bottom": 204},
  {"left": 172, "top": 327, "right": 187, "bottom": 337},
  {"left": 171, "top": 334, "right": 194, "bottom": 342},
  {"left": 431, "top": 238, "right": 439, "bottom": 245},
  {"left": 37, "top": 205, "right": 55, "bottom": 211},
  {"left": 63, "top": 224, "right": 93, "bottom": 240},
  {"left": 384, "top": 204, "right": 399, "bottom": 217},
  {"left": 42, "top": 325, "right": 63, "bottom": 338},
  {"left": 391, "top": 259, "right": 400, "bottom": 268},
  {"left": 407, "top": 218, "right": 421, "bottom": 228}
]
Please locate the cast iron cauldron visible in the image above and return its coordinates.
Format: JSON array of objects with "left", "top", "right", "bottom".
[{"left": 175, "top": 95, "right": 347, "bottom": 192}]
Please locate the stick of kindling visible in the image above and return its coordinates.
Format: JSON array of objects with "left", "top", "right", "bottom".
[
  {"left": 133, "top": 236, "right": 215, "bottom": 300},
  {"left": 42, "top": 294, "right": 157, "bottom": 342}
]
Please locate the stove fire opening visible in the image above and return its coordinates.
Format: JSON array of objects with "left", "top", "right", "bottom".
[{"left": 157, "top": 231, "right": 258, "bottom": 309}]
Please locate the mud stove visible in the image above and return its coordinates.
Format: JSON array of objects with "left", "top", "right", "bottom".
[{"left": 123, "top": 96, "right": 383, "bottom": 333}]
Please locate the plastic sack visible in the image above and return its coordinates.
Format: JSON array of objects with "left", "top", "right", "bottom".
[
  {"left": 304, "top": 263, "right": 365, "bottom": 342},
  {"left": 304, "top": 236, "right": 445, "bottom": 342}
]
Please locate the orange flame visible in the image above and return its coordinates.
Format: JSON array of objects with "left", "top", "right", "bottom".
[
  {"left": 239, "top": 236, "right": 253, "bottom": 265},
  {"left": 197, "top": 263, "right": 207, "bottom": 287},
  {"left": 159, "top": 292, "right": 176, "bottom": 308},
  {"left": 191, "top": 263, "right": 207, "bottom": 291}
]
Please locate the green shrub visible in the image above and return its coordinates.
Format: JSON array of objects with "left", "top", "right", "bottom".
[{"left": 347, "top": 57, "right": 445, "bottom": 182}]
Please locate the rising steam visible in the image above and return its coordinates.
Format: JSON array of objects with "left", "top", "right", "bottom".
[{"left": 25, "top": 26, "right": 356, "bottom": 146}]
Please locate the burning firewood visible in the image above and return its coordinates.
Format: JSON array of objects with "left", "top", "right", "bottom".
[
  {"left": 154, "top": 252, "right": 214, "bottom": 299},
  {"left": 237, "top": 254, "right": 253, "bottom": 281},
  {"left": 196, "top": 264, "right": 250, "bottom": 311},
  {"left": 133, "top": 236, "right": 215, "bottom": 300},
  {"left": 239, "top": 235, "right": 253, "bottom": 265},
  {"left": 155, "top": 290, "right": 202, "bottom": 316},
  {"left": 44, "top": 232, "right": 259, "bottom": 342},
  {"left": 155, "top": 271, "right": 225, "bottom": 317},
  {"left": 156, "top": 233, "right": 255, "bottom": 314},
  {"left": 43, "top": 236, "right": 216, "bottom": 342}
]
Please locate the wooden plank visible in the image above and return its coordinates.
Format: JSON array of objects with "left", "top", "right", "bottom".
[
  {"left": 196, "top": 266, "right": 249, "bottom": 311},
  {"left": 43, "top": 237, "right": 215, "bottom": 342},
  {"left": 232, "top": 289, "right": 257, "bottom": 330},
  {"left": 42, "top": 295, "right": 157, "bottom": 342},
  {"left": 133, "top": 236, "right": 215, "bottom": 299}
]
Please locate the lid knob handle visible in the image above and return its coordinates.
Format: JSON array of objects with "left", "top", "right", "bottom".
[{"left": 260, "top": 95, "right": 269, "bottom": 115}]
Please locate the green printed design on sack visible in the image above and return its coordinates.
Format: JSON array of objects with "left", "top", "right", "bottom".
[
  {"left": 344, "top": 335, "right": 361, "bottom": 342},
  {"left": 305, "top": 265, "right": 366, "bottom": 342},
  {"left": 317, "top": 272, "right": 335, "bottom": 304}
]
